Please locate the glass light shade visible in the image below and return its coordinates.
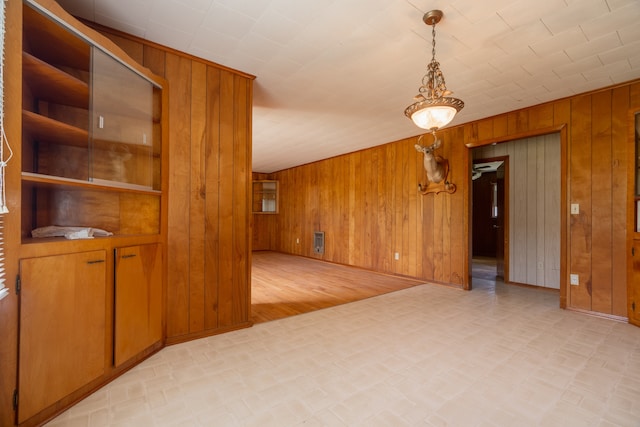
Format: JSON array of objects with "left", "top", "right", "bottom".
[{"left": 410, "top": 104, "right": 457, "bottom": 130}]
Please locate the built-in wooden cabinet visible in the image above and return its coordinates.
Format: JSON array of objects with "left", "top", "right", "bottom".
[
  {"left": 18, "top": 250, "right": 108, "bottom": 424},
  {"left": 21, "top": 0, "right": 162, "bottom": 242},
  {"left": 630, "top": 241, "right": 640, "bottom": 326},
  {"left": 252, "top": 180, "right": 278, "bottom": 213},
  {"left": 15, "top": 1, "right": 168, "bottom": 425},
  {"left": 114, "top": 243, "right": 163, "bottom": 367}
]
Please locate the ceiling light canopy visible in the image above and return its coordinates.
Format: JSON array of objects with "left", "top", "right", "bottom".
[{"left": 405, "top": 10, "right": 463, "bottom": 131}]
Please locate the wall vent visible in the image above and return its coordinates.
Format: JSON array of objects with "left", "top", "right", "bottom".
[{"left": 314, "top": 232, "right": 325, "bottom": 254}]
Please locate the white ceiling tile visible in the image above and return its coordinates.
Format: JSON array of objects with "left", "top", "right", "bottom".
[
  {"left": 530, "top": 27, "right": 587, "bottom": 57},
  {"left": 95, "top": 0, "right": 152, "bottom": 28},
  {"left": 580, "top": 2, "right": 640, "bottom": 39},
  {"left": 599, "top": 40, "right": 640, "bottom": 65},
  {"left": 582, "top": 58, "right": 631, "bottom": 81},
  {"left": 149, "top": 0, "right": 206, "bottom": 30},
  {"left": 552, "top": 55, "right": 602, "bottom": 78},
  {"left": 565, "top": 32, "right": 621, "bottom": 61},
  {"left": 541, "top": 0, "right": 609, "bottom": 35},
  {"left": 497, "top": 0, "right": 566, "bottom": 29}
]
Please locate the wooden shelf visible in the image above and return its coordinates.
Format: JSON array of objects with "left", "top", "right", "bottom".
[
  {"left": 22, "top": 109, "right": 88, "bottom": 147},
  {"left": 23, "top": 51, "right": 89, "bottom": 109},
  {"left": 23, "top": 3, "right": 90, "bottom": 71},
  {"left": 22, "top": 172, "right": 160, "bottom": 195}
]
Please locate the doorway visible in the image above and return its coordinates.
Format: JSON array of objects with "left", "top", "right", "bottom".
[
  {"left": 471, "top": 157, "right": 508, "bottom": 288},
  {"left": 470, "top": 133, "right": 561, "bottom": 291}
]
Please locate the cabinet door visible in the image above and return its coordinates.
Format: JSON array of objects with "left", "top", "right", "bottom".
[
  {"left": 630, "top": 242, "right": 640, "bottom": 327},
  {"left": 91, "top": 48, "right": 157, "bottom": 189},
  {"left": 114, "top": 243, "right": 162, "bottom": 366},
  {"left": 18, "top": 250, "right": 107, "bottom": 423}
]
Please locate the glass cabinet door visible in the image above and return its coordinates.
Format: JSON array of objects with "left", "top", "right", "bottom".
[{"left": 91, "top": 48, "right": 157, "bottom": 189}]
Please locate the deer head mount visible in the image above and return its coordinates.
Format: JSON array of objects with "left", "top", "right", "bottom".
[{"left": 414, "top": 131, "right": 456, "bottom": 195}]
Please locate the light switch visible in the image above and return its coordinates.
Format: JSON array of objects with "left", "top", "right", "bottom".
[{"left": 570, "top": 203, "right": 579, "bottom": 215}]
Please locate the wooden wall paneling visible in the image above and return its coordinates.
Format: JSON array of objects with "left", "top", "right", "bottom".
[
  {"left": 232, "top": 74, "right": 251, "bottom": 325},
  {"left": 348, "top": 152, "right": 358, "bottom": 265},
  {"left": 529, "top": 103, "right": 555, "bottom": 130},
  {"left": 411, "top": 143, "right": 422, "bottom": 277},
  {"left": 189, "top": 61, "right": 207, "bottom": 333},
  {"left": 204, "top": 66, "right": 221, "bottom": 331},
  {"left": 362, "top": 149, "right": 373, "bottom": 268},
  {"left": 377, "top": 147, "right": 389, "bottom": 272},
  {"left": 439, "top": 131, "right": 452, "bottom": 283},
  {"left": 535, "top": 137, "right": 546, "bottom": 286},
  {"left": 476, "top": 120, "right": 494, "bottom": 141},
  {"left": 393, "top": 142, "right": 405, "bottom": 276},
  {"left": 544, "top": 134, "right": 561, "bottom": 289},
  {"left": 142, "top": 45, "right": 166, "bottom": 78},
  {"left": 591, "top": 90, "right": 614, "bottom": 313},
  {"left": 339, "top": 156, "right": 350, "bottom": 265},
  {"left": 554, "top": 100, "right": 571, "bottom": 308},
  {"left": 526, "top": 138, "right": 538, "bottom": 284},
  {"left": 319, "top": 158, "right": 331, "bottom": 258},
  {"left": 401, "top": 141, "right": 412, "bottom": 276},
  {"left": 569, "top": 95, "right": 594, "bottom": 310},
  {"left": 1, "top": 0, "right": 21, "bottom": 424},
  {"left": 165, "top": 53, "right": 192, "bottom": 337},
  {"left": 492, "top": 115, "right": 509, "bottom": 140},
  {"left": 611, "top": 87, "right": 630, "bottom": 316},
  {"left": 450, "top": 126, "right": 467, "bottom": 286},
  {"left": 382, "top": 144, "right": 394, "bottom": 273},
  {"left": 408, "top": 141, "right": 419, "bottom": 278},
  {"left": 217, "top": 69, "right": 235, "bottom": 327}
]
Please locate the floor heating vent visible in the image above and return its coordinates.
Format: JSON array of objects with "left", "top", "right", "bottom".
[{"left": 314, "top": 232, "right": 325, "bottom": 254}]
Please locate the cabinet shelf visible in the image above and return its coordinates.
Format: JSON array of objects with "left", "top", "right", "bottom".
[
  {"left": 23, "top": 109, "right": 88, "bottom": 147},
  {"left": 23, "top": 51, "right": 89, "bottom": 109},
  {"left": 22, "top": 172, "right": 160, "bottom": 194}
]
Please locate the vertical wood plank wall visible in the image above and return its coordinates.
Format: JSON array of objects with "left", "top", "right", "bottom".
[
  {"left": 94, "top": 27, "right": 254, "bottom": 343},
  {"left": 255, "top": 83, "right": 640, "bottom": 318},
  {"left": 0, "top": 0, "right": 22, "bottom": 424},
  {"left": 257, "top": 128, "right": 470, "bottom": 288}
]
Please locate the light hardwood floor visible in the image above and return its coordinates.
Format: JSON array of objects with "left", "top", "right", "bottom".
[{"left": 251, "top": 251, "right": 425, "bottom": 323}]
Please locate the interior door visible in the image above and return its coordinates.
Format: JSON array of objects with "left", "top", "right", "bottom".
[{"left": 495, "top": 163, "right": 506, "bottom": 279}]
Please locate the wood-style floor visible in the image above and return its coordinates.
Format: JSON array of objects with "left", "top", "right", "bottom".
[{"left": 251, "top": 251, "right": 424, "bottom": 323}]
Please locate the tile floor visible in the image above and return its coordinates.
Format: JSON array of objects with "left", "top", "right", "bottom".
[{"left": 47, "top": 276, "right": 640, "bottom": 426}]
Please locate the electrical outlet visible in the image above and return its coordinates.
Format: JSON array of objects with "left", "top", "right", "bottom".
[
  {"left": 394, "top": 252, "right": 400, "bottom": 260},
  {"left": 570, "top": 203, "right": 579, "bottom": 215},
  {"left": 570, "top": 274, "right": 579, "bottom": 285},
  {"left": 296, "top": 238, "right": 300, "bottom": 244}
]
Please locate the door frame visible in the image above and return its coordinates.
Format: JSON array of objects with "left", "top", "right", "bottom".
[{"left": 465, "top": 125, "right": 568, "bottom": 309}]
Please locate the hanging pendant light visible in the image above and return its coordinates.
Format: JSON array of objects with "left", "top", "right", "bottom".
[{"left": 404, "top": 10, "right": 463, "bottom": 131}]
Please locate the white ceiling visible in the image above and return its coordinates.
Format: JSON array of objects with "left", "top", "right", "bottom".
[{"left": 54, "top": 0, "right": 640, "bottom": 173}]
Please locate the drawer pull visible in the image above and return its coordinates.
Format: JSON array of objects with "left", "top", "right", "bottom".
[
  {"left": 121, "top": 254, "right": 137, "bottom": 259},
  {"left": 87, "top": 259, "right": 105, "bottom": 264}
]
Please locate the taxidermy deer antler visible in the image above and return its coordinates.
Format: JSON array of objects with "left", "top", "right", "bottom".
[
  {"left": 414, "top": 131, "right": 445, "bottom": 183},
  {"left": 414, "top": 131, "right": 456, "bottom": 195}
]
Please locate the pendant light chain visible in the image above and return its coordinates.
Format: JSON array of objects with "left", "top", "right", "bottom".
[{"left": 431, "top": 22, "right": 437, "bottom": 63}]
